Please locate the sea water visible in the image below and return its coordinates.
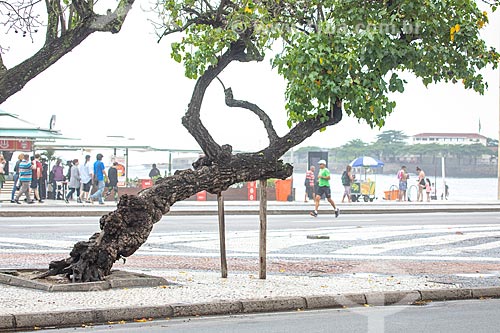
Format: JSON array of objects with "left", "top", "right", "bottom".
[
  {"left": 127, "top": 165, "right": 498, "bottom": 202},
  {"left": 293, "top": 172, "right": 499, "bottom": 202}
]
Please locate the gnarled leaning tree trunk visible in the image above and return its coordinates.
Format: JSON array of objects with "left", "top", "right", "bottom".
[{"left": 40, "top": 39, "right": 343, "bottom": 282}]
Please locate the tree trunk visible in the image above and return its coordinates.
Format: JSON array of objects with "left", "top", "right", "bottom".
[{"left": 40, "top": 154, "right": 292, "bottom": 282}]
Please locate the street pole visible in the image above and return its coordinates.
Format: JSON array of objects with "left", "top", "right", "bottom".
[
  {"left": 125, "top": 148, "right": 129, "bottom": 187},
  {"left": 498, "top": 65, "right": 500, "bottom": 200},
  {"left": 441, "top": 156, "right": 446, "bottom": 200}
]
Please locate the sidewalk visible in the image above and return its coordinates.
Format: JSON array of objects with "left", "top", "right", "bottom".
[
  {"left": 1, "top": 266, "right": 500, "bottom": 330},
  {"left": 1, "top": 199, "right": 500, "bottom": 217}
]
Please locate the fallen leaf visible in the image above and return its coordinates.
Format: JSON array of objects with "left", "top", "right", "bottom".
[
  {"left": 455, "top": 231, "right": 464, "bottom": 235},
  {"left": 363, "top": 304, "right": 370, "bottom": 307},
  {"left": 159, "top": 285, "right": 168, "bottom": 289},
  {"left": 279, "top": 269, "right": 286, "bottom": 273},
  {"left": 118, "top": 320, "right": 126, "bottom": 324},
  {"left": 134, "top": 318, "right": 148, "bottom": 323}
]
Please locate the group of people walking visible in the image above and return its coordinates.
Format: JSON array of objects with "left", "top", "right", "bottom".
[
  {"left": 1, "top": 153, "right": 46, "bottom": 204},
  {"left": 2, "top": 153, "right": 120, "bottom": 205}
]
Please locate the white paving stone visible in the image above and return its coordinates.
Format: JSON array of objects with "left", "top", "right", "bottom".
[{"left": 0, "top": 269, "right": 455, "bottom": 315}]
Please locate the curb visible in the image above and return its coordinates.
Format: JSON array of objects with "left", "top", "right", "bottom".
[
  {"left": 1, "top": 206, "right": 500, "bottom": 217},
  {"left": 1, "top": 287, "right": 500, "bottom": 330}
]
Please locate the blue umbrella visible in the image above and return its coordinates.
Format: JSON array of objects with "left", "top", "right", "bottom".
[{"left": 349, "top": 156, "right": 384, "bottom": 168}]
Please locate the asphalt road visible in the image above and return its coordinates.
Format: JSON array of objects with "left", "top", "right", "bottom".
[
  {"left": 31, "top": 299, "right": 500, "bottom": 333},
  {"left": 1, "top": 212, "right": 500, "bottom": 234},
  {"left": 2, "top": 212, "right": 500, "bottom": 264}
]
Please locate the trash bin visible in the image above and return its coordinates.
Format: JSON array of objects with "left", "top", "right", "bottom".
[
  {"left": 384, "top": 189, "right": 399, "bottom": 200},
  {"left": 275, "top": 178, "right": 292, "bottom": 201}
]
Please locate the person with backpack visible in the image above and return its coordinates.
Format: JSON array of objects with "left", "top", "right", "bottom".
[{"left": 341, "top": 165, "right": 354, "bottom": 203}]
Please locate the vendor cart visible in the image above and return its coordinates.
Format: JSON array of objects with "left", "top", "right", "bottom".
[{"left": 349, "top": 156, "right": 384, "bottom": 202}]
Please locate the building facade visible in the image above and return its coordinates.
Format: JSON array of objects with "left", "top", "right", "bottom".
[{"left": 411, "top": 133, "right": 487, "bottom": 146}]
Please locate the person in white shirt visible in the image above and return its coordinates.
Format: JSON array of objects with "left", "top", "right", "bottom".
[{"left": 78, "top": 155, "right": 93, "bottom": 203}]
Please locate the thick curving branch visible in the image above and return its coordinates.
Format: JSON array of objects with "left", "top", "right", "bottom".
[
  {"left": 222, "top": 86, "right": 280, "bottom": 144},
  {"left": 181, "top": 39, "right": 248, "bottom": 160}
]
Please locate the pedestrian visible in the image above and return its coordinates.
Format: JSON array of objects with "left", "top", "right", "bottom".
[
  {"left": 65, "top": 159, "right": 81, "bottom": 203},
  {"left": 416, "top": 166, "right": 426, "bottom": 202},
  {"left": 397, "top": 165, "right": 409, "bottom": 201},
  {"left": 149, "top": 163, "right": 161, "bottom": 179},
  {"left": 65, "top": 160, "right": 73, "bottom": 180},
  {"left": 425, "top": 178, "right": 432, "bottom": 202},
  {"left": 79, "top": 155, "right": 93, "bottom": 203},
  {"left": 304, "top": 165, "right": 315, "bottom": 202},
  {"left": 88, "top": 153, "right": 106, "bottom": 205},
  {"left": 341, "top": 164, "right": 354, "bottom": 203},
  {"left": 30, "top": 154, "right": 44, "bottom": 203},
  {"left": 0, "top": 154, "right": 5, "bottom": 199},
  {"left": 310, "top": 160, "right": 340, "bottom": 218},
  {"left": 10, "top": 153, "right": 23, "bottom": 203},
  {"left": 14, "top": 154, "right": 34, "bottom": 204},
  {"left": 50, "top": 158, "right": 65, "bottom": 200},
  {"left": 105, "top": 162, "right": 119, "bottom": 202},
  {"left": 40, "top": 157, "right": 48, "bottom": 200}
]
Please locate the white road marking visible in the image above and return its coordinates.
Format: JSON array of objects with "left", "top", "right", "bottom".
[
  {"left": 0, "top": 237, "right": 75, "bottom": 248},
  {"left": 335, "top": 231, "right": 500, "bottom": 255},
  {"left": 418, "top": 240, "right": 500, "bottom": 256}
]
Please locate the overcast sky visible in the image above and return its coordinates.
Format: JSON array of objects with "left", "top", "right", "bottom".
[{"left": 1, "top": 0, "right": 499, "bottom": 155}]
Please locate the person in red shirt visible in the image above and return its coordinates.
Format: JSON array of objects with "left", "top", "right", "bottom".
[
  {"left": 304, "top": 165, "right": 315, "bottom": 202},
  {"left": 30, "top": 154, "right": 44, "bottom": 203}
]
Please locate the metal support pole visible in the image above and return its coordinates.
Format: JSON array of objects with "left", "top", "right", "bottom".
[
  {"left": 217, "top": 192, "right": 228, "bottom": 278},
  {"left": 125, "top": 148, "right": 129, "bottom": 186},
  {"left": 259, "top": 179, "right": 267, "bottom": 279},
  {"left": 168, "top": 152, "right": 172, "bottom": 176},
  {"left": 441, "top": 156, "right": 446, "bottom": 199}
]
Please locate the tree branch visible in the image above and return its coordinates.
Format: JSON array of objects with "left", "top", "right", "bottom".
[
  {"left": 221, "top": 85, "right": 280, "bottom": 144},
  {"left": 182, "top": 39, "right": 247, "bottom": 160},
  {"left": 266, "top": 99, "right": 343, "bottom": 158},
  {"left": 45, "top": 0, "right": 59, "bottom": 43},
  {"left": 0, "top": 53, "right": 6, "bottom": 74},
  {"left": 0, "top": 0, "right": 136, "bottom": 104}
]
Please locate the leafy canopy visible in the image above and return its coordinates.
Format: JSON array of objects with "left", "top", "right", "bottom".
[{"left": 159, "top": 0, "right": 499, "bottom": 128}]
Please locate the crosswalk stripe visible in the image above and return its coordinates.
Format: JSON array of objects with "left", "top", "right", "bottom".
[
  {"left": 334, "top": 231, "right": 500, "bottom": 255},
  {"left": 418, "top": 240, "right": 500, "bottom": 256}
]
